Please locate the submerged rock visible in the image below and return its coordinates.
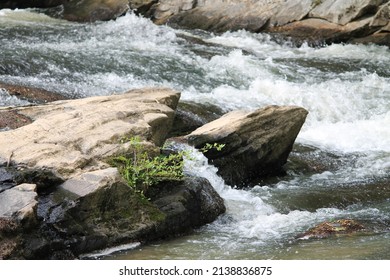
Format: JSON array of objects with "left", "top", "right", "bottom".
[
  {"left": 0, "top": 82, "right": 66, "bottom": 104},
  {"left": 0, "top": 110, "right": 33, "bottom": 130},
  {"left": 298, "top": 219, "right": 366, "bottom": 240},
  {"left": 186, "top": 105, "right": 308, "bottom": 187}
]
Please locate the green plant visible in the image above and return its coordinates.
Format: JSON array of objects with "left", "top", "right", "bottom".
[
  {"left": 199, "top": 142, "right": 226, "bottom": 153},
  {"left": 111, "top": 137, "right": 186, "bottom": 196}
]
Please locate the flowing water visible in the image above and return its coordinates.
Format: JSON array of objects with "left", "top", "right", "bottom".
[{"left": 1, "top": 9, "right": 389, "bottom": 259}]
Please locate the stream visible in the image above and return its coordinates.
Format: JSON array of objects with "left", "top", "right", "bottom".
[{"left": 1, "top": 9, "right": 389, "bottom": 259}]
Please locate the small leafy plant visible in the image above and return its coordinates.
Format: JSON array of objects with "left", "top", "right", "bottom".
[
  {"left": 111, "top": 137, "right": 186, "bottom": 196},
  {"left": 199, "top": 142, "right": 226, "bottom": 153}
]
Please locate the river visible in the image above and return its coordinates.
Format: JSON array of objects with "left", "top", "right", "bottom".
[{"left": 1, "top": 9, "right": 389, "bottom": 260}]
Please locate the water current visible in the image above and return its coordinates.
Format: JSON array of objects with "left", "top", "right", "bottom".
[{"left": 1, "top": 9, "right": 389, "bottom": 259}]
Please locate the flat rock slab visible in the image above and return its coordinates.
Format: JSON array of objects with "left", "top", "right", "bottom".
[{"left": 0, "top": 87, "right": 180, "bottom": 179}]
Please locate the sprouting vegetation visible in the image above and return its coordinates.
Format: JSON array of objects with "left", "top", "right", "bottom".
[
  {"left": 110, "top": 137, "right": 225, "bottom": 199},
  {"left": 199, "top": 142, "right": 226, "bottom": 153},
  {"left": 110, "top": 137, "right": 187, "bottom": 197}
]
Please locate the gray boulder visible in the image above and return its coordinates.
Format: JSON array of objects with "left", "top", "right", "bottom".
[
  {"left": 0, "top": 183, "right": 38, "bottom": 259},
  {"left": 147, "top": 176, "right": 226, "bottom": 236},
  {"left": 0, "top": 183, "right": 38, "bottom": 226},
  {"left": 63, "top": 0, "right": 129, "bottom": 22},
  {"left": 16, "top": 169, "right": 225, "bottom": 258},
  {"left": 186, "top": 105, "right": 308, "bottom": 187},
  {"left": 38, "top": 168, "right": 165, "bottom": 256}
]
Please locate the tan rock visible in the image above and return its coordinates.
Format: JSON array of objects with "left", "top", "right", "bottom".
[
  {"left": 309, "top": 0, "right": 386, "bottom": 25},
  {"left": 370, "top": 1, "right": 390, "bottom": 27},
  {"left": 0, "top": 88, "right": 180, "bottom": 179}
]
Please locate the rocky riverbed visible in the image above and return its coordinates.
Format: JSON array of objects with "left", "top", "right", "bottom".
[{"left": 0, "top": 86, "right": 307, "bottom": 259}]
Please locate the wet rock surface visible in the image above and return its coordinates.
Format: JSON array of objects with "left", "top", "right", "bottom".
[
  {"left": 0, "top": 83, "right": 66, "bottom": 104},
  {"left": 298, "top": 219, "right": 366, "bottom": 240},
  {"left": 147, "top": 176, "right": 226, "bottom": 236}
]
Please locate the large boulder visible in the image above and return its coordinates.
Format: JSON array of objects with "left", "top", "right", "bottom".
[
  {"left": 163, "top": 0, "right": 278, "bottom": 32},
  {"left": 186, "top": 105, "right": 308, "bottom": 187},
  {"left": 62, "top": 0, "right": 129, "bottom": 22},
  {"left": 0, "top": 87, "right": 226, "bottom": 259},
  {"left": 36, "top": 168, "right": 165, "bottom": 257},
  {"left": 0, "top": 87, "right": 180, "bottom": 181},
  {"left": 4, "top": 169, "right": 225, "bottom": 259}
]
